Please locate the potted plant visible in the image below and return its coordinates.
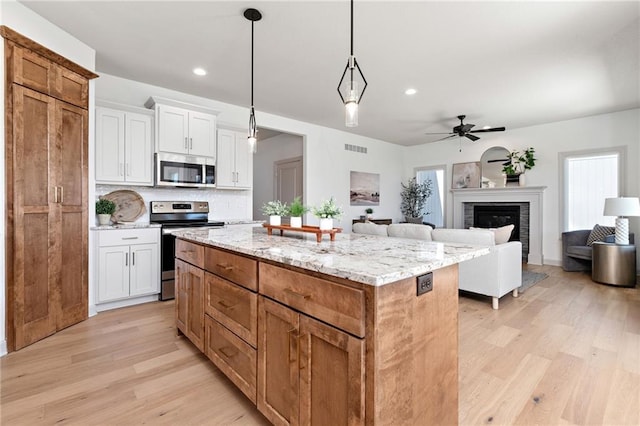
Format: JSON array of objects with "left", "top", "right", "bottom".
[
  {"left": 400, "top": 178, "right": 432, "bottom": 223},
  {"left": 262, "top": 200, "right": 288, "bottom": 226},
  {"left": 365, "top": 207, "right": 374, "bottom": 220},
  {"left": 95, "top": 198, "right": 116, "bottom": 225},
  {"left": 312, "top": 197, "right": 343, "bottom": 230},
  {"left": 502, "top": 147, "right": 536, "bottom": 186},
  {"left": 288, "top": 196, "right": 308, "bottom": 228}
]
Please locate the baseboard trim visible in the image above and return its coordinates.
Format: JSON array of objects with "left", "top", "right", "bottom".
[
  {"left": 95, "top": 294, "right": 159, "bottom": 313},
  {"left": 0, "top": 339, "right": 7, "bottom": 357},
  {"left": 543, "top": 258, "right": 562, "bottom": 267}
]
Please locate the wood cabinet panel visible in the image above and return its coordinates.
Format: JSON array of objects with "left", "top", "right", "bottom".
[
  {"left": 175, "top": 259, "right": 205, "bottom": 351},
  {"left": 260, "top": 263, "right": 365, "bottom": 337},
  {"left": 9, "top": 41, "right": 53, "bottom": 95},
  {"left": 205, "top": 247, "right": 257, "bottom": 291},
  {"left": 55, "top": 67, "right": 88, "bottom": 108},
  {"left": 205, "top": 272, "right": 257, "bottom": 347},
  {"left": 299, "top": 315, "right": 365, "bottom": 426},
  {"left": 205, "top": 316, "right": 257, "bottom": 404},
  {"left": 257, "top": 296, "right": 300, "bottom": 426},
  {"left": 175, "top": 259, "right": 189, "bottom": 335},
  {"left": 176, "top": 239, "right": 204, "bottom": 268}
]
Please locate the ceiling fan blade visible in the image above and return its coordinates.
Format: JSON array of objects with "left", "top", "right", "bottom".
[
  {"left": 430, "top": 134, "right": 457, "bottom": 142},
  {"left": 424, "top": 132, "right": 454, "bottom": 135},
  {"left": 470, "top": 126, "right": 506, "bottom": 133},
  {"left": 465, "top": 134, "right": 480, "bottom": 142},
  {"left": 461, "top": 124, "right": 475, "bottom": 132},
  {"left": 487, "top": 158, "right": 510, "bottom": 163}
]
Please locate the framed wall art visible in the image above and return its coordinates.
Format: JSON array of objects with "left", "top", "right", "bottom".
[
  {"left": 452, "top": 162, "right": 481, "bottom": 189},
  {"left": 350, "top": 171, "right": 380, "bottom": 205}
]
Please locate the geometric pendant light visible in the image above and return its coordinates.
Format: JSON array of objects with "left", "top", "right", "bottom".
[
  {"left": 244, "top": 8, "right": 262, "bottom": 153},
  {"left": 337, "top": 0, "right": 367, "bottom": 127}
]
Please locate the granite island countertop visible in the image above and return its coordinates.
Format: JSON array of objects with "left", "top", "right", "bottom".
[{"left": 173, "top": 226, "right": 490, "bottom": 286}]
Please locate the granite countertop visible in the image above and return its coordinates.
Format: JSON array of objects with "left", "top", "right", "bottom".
[
  {"left": 91, "top": 223, "right": 162, "bottom": 230},
  {"left": 173, "top": 226, "right": 490, "bottom": 287}
]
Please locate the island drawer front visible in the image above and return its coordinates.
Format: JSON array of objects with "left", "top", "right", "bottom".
[
  {"left": 259, "top": 263, "right": 365, "bottom": 338},
  {"left": 176, "top": 239, "right": 204, "bottom": 268},
  {"left": 97, "top": 228, "right": 159, "bottom": 247},
  {"left": 205, "top": 247, "right": 257, "bottom": 291},
  {"left": 205, "top": 272, "right": 257, "bottom": 347},
  {"left": 205, "top": 315, "right": 257, "bottom": 404}
]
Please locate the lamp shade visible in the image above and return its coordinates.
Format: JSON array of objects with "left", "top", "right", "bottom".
[{"left": 603, "top": 197, "right": 640, "bottom": 217}]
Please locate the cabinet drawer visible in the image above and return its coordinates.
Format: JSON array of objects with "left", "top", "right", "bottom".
[
  {"left": 259, "top": 263, "right": 365, "bottom": 338},
  {"left": 97, "top": 228, "right": 159, "bottom": 247},
  {"left": 176, "top": 239, "right": 204, "bottom": 268},
  {"left": 205, "top": 247, "right": 257, "bottom": 291},
  {"left": 205, "top": 316, "right": 257, "bottom": 404},
  {"left": 205, "top": 272, "right": 257, "bottom": 347}
]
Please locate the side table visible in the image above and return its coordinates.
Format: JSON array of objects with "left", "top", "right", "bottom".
[
  {"left": 352, "top": 218, "right": 392, "bottom": 225},
  {"left": 592, "top": 242, "right": 637, "bottom": 287}
]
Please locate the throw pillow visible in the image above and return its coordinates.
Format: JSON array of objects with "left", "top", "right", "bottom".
[
  {"left": 586, "top": 224, "right": 615, "bottom": 246},
  {"left": 469, "top": 224, "right": 514, "bottom": 244}
]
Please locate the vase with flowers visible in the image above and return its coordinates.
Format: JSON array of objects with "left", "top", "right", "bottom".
[
  {"left": 261, "top": 200, "right": 288, "bottom": 226},
  {"left": 312, "top": 197, "right": 343, "bottom": 230}
]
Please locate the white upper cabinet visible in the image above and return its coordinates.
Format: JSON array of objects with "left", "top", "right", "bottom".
[
  {"left": 146, "top": 97, "right": 218, "bottom": 158},
  {"left": 216, "top": 128, "right": 252, "bottom": 190},
  {"left": 95, "top": 103, "right": 153, "bottom": 186}
]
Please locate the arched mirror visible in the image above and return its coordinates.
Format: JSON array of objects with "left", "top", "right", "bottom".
[{"left": 480, "top": 146, "right": 510, "bottom": 188}]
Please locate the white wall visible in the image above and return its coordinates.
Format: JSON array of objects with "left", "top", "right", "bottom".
[
  {"left": 96, "top": 73, "right": 405, "bottom": 232},
  {"left": 403, "top": 108, "right": 640, "bottom": 266},
  {"left": 253, "top": 133, "right": 304, "bottom": 220},
  {"left": 0, "top": 0, "right": 97, "bottom": 355}
]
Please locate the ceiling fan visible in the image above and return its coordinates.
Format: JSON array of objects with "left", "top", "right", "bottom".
[{"left": 425, "top": 115, "right": 506, "bottom": 142}]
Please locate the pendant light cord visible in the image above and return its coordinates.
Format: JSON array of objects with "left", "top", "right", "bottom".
[
  {"left": 350, "top": 0, "right": 354, "bottom": 56},
  {"left": 251, "top": 20, "right": 254, "bottom": 107}
]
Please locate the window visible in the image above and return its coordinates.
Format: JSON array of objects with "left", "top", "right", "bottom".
[
  {"left": 561, "top": 148, "right": 623, "bottom": 231},
  {"left": 416, "top": 166, "right": 445, "bottom": 228}
]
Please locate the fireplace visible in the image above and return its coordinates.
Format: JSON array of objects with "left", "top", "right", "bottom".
[{"left": 473, "top": 205, "right": 520, "bottom": 241}]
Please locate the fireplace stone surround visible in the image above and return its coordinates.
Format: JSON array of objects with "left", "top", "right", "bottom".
[{"left": 451, "top": 186, "right": 546, "bottom": 265}]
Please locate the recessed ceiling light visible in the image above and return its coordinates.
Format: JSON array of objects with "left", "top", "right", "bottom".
[
  {"left": 483, "top": 125, "right": 491, "bottom": 129},
  {"left": 405, "top": 88, "right": 417, "bottom": 95},
  {"left": 193, "top": 67, "right": 207, "bottom": 76}
]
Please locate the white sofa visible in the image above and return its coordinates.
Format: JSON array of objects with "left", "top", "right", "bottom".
[{"left": 353, "top": 223, "right": 522, "bottom": 309}]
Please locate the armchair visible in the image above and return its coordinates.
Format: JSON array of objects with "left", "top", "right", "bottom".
[{"left": 562, "top": 229, "right": 633, "bottom": 271}]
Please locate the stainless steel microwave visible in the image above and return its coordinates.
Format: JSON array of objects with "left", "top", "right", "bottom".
[{"left": 155, "top": 153, "right": 215, "bottom": 188}]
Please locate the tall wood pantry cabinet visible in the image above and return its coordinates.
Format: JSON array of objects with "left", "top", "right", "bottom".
[{"left": 2, "top": 26, "right": 98, "bottom": 351}]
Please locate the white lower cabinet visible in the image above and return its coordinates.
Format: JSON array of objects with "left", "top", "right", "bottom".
[{"left": 95, "top": 228, "right": 160, "bottom": 306}]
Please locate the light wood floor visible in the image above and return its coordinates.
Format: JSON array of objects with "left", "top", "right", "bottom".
[{"left": 1, "top": 264, "right": 638, "bottom": 425}]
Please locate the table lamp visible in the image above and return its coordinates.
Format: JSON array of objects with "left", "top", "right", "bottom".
[{"left": 603, "top": 197, "right": 640, "bottom": 245}]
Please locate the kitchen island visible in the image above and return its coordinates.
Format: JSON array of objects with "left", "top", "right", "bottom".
[{"left": 172, "top": 226, "right": 490, "bottom": 425}]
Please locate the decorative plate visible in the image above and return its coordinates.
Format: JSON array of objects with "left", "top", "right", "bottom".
[{"left": 101, "top": 190, "right": 146, "bottom": 223}]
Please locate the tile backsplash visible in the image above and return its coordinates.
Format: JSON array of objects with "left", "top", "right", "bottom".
[{"left": 96, "top": 185, "right": 253, "bottom": 223}]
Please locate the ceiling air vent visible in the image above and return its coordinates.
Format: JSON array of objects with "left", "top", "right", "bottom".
[{"left": 344, "top": 143, "right": 367, "bottom": 154}]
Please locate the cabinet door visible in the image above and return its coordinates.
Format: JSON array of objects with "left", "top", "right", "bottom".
[
  {"left": 175, "top": 259, "right": 189, "bottom": 335},
  {"left": 157, "top": 105, "right": 188, "bottom": 154},
  {"left": 299, "top": 316, "right": 365, "bottom": 426},
  {"left": 56, "top": 100, "right": 88, "bottom": 329},
  {"left": 186, "top": 263, "right": 205, "bottom": 351},
  {"left": 234, "top": 131, "right": 253, "bottom": 189},
  {"left": 129, "top": 243, "right": 159, "bottom": 296},
  {"left": 97, "top": 246, "right": 130, "bottom": 303},
  {"left": 188, "top": 111, "right": 216, "bottom": 158},
  {"left": 258, "top": 297, "right": 300, "bottom": 426},
  {"left": 11, "top": 85, "right": 58, "bottom": 350},
  {"left": 95, "top": 107, "right": 126, "bottom": 183},
  {"left": 125, "top": 112, "right": 153, "bottom": 185},
  {"left": 216, "top": 129, "right": 237, "bottom": 188},
  {"left": 10, "top": 42, "right": 54, "bottom": 95},
  {"left": 54, "top": 67, "right": 89, "bottom": 109}
]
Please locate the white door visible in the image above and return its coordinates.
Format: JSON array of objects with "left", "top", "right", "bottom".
[
  {"left": 125, "top": 112, "right": 153, "bottom": 185},
  {"left": 188, "top": 111, "right": 216, "bottom": 158},
  {"left": 275, "top": 157, "right": 303, "bottom": 204},
  {"left": 95, "top": 108, "right": 125, "bottom": 183},
  {"left": 129, "top": 243, "right": 159, "bottom": 296},
  {"left": 158, "top": 105, "right": 188, "bottom": 154},
  {"left": 98, "top": 245, "right": 129, "bottom": 302},
  {"left": 234, "top": 131, "right": 253, "bottom": 189},
  {"left": 216, "top": 129, "right": 237, "bottom": 188}
]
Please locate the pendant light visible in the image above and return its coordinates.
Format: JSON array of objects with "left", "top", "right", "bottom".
[
  {"left": 245, "top": 8, "right": 262, "bottom": 153},
  {"left": 337, "top": 0, "right": 367, "bottom": 127}
]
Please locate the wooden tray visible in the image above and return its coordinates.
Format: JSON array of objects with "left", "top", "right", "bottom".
[
  {"left": 262, "top": 223, "right": 342, "bottom": 243},
  {"left": 101, "top": 190, "right": 146, "bottom": 223}
]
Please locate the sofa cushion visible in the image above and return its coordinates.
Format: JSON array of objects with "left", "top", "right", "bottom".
[
  {"left": 566, "top": 245, "right": 593, "bottom": 260},
  {"left": 387, "top": 223, "right": 433, "bottom": 240},
  {"left": 469, "top": 224, "right": 514, "bottom": 244},
  {"left": 352, "top": 222, "right": 389, "bottom": 236},
  {"left": 431, "top": 228, "right": 495, "bottom": 246},
  {"left": 586, "top": 224, "right": 615, "bottom": 246}
]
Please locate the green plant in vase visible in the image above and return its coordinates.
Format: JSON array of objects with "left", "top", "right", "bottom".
[
  {"left": 261, "top": 200, "right": 288, "bottom": 226},
  {"left": 95, "top": 198, "right": 116, "bottom": 225},
  {"left": 312, "top": 197, "right": 343, "bottom": 230},
  {"left": 502, "top": 147, "right": 536, "bottom": 185},
  {"left": 288, "top": 197, "right": 308, "bottom": 228},
  {"left": 400, "top": 178, "right": 432, "bottom": 223}
]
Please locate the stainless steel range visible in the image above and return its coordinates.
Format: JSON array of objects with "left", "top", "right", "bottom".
[{"left": 150, "top": 201, "right": 224, "bottom": 300}]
